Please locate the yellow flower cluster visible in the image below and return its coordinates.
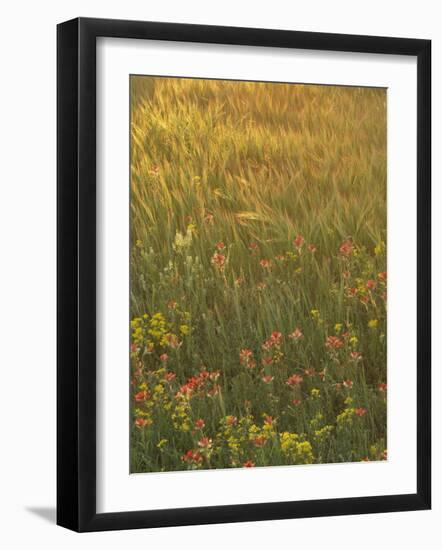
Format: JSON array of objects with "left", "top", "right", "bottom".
[
  {"left": 314, "top": 425, "right": 334, "bottom": 442},
  {"left": 309, "top": 412, "right": 324, "bottom": 430},
  {"left": 374, "top": 240, "right": 386, "bottom": 256},
  {"left": 131, "top": 308, "right": 192, "bottom": 353},
  {"left": 171, "top": 401, "right": 191, "bottom": 432},
  {"left": 279, "top": 432, "right": 314, "bottom": 464},
  {"left": 336, "top": 407, "right": 355, "bottom": 429}
]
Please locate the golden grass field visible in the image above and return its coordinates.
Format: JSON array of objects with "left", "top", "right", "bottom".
[{"left": 130, "top": 76, "right": 387, "bottom": 472}]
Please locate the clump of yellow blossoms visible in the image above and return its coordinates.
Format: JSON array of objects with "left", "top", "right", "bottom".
[
  {"left": 131, "top": 307, "right": 192, "bottom": 354},
  {"left": 336, "top": 407, "right": 355, "bottom": 429},
  {"left": 279, "top": 432, "right": 313, "bottom": 464}
]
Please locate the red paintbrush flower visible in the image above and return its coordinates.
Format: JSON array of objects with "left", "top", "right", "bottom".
[{"left": 286, "top": 374, "right": 303, "bottom": 386}]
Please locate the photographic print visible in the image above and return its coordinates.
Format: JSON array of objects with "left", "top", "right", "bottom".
[{"left": 129, "top": 76, "right": 387, "bottom": 473}]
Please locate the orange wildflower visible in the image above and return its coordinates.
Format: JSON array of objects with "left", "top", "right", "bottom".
[
  {"left": 204, "top": 212, "right": 214, "bottom": 225},
  {"left": 164, "top": 333, "right": 181, "bottom": 349},
  {"left": 325, "top": 336, "right": 344, "bottom": 350},
  {"left": 226, "top": 416, "right": 237, "bottom": 426},
  {"left": 134, "top": 390, "right": 150, "bottom": 402},
  {"left": 293, "top": 234, "right": 305, "bottom": 249},
  {"left": 211, "top": 252, "right": 226, "bottom": 270},
  {"left": 339, "top": 239, "right": 354, "bottom": 256},
  {"left": 182, "top": 450, "right": 203, "bottom": 464},
  {"left": 262, "top": 331, "right": 282, "bottom": 350},
  {"left": 198, "top": 437, "right": 212, "bottom": 449},
  {"left": 194, "top": 418, "right": 205, "bottom": 429},
  {"left": 260, "top": 259, "right": 272, "bottom": 268},
  {"left": 288, "top": 327, "right": 303, "bottom": 340},
  {"left": 239, "top": 348, "right": 253, "bottom": 364},
  {"left": 286, "top": 374, "right": 303, "bottom": 386},
  {"left": 366, "top": 279, "right": 377, "bottom": 290}
]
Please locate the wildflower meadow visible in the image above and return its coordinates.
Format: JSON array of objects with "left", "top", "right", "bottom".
[{"left": 130, "top": 76, "right": 387, "bottom": 473}]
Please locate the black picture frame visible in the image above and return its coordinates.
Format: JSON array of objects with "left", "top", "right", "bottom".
[{"left": 57, "top": 17, "right": 431, "bottom": 532}]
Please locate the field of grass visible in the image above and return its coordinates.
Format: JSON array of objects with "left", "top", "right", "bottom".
[{"left": 130, "top": 76, "right": 387, "bottom": 473}]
